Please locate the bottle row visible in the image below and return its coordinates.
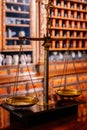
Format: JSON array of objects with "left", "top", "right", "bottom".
[
  {"left": 0, "top": 51, "right": 86, "bottom": 66},
  {"left": 0, "top": 53, "right": 32, "bottom": 66},
  {"left": 51, "top": 30, "right": 87, "bottom": 37},
  {"left": 6, "top": 17, "right": 29, "bottom": 25},
  {"left": 49, "top": 50, "right": 87, "bottom": 62},
  {"left": 50, "top": 9, "right": 87, "bottom": 19},
  {"left": 6, "top": 28, "right": 29, "bottom": 38},
  {"left": 51, "top": 40, "right": 87, "bottom": 48},
  {"left": 6, "top": 4, "right": 29, "bottom": 12},
  {"left": 7, "top": 0, "right": 28, "bottom": 3},
  {"left": 6, "top": 40, "right": 30, "bottom": 45},
  {"left": 51, "top": 19, "right": 87, "bottom": 28},
  {"left": 52, "top": 0, "right": 87, "bottom": 8}
]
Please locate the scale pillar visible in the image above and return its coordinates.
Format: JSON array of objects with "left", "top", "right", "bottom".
[{"left": 43, "top": 38, "right": 51, "bottom": 105}]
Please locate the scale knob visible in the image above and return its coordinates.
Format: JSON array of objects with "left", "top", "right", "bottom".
[{"left": 19, "top": 31, "right": 25, "bottom": 39}]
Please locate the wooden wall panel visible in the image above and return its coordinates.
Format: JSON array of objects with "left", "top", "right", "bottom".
[
  {"left": 1, "top": 0, "right": 5, "bottom": 50},
  {"left": 0, "top": 0, "right": 2, "bottom": 50},
  {"left": 0, "top": 107, "right": 10, "bottom": 129}
]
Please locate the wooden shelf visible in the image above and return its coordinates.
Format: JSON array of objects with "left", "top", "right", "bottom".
[
  {"left": 6, "top": 24, "right": 29, "bottom": 27},
  {"left": 51, "top": 27, "right": 87, "bottom": 31},
  {"left": 49, "top": 48, "right": 87, "bottom": 51},
  {"left": 53, "top": 6, "right": 87, "bottom": 13},
  {"left": 6, "top": 10, "right": 29, "bottom": 14},
  {"left": 55, "top": 0, "right": 87, "bottom": 5},
  {"left": 69, "top": 0, "right": 87, "bottom": 4},
  {"left": 50, "top": 16, "right": 87, "bottom": 22},
  {"left": 2, "top": 45, "right": 33, "bottom": 51},
  {"left": 6, "top": 37, "right": 20, "bottom": 40},
  {"left": 50, "top": 36, "right": 87, "bottom": 40}
]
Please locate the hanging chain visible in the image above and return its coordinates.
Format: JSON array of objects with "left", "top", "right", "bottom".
[
  {"left": 20, "top": 42, "right": 38, "bottom": 99},
  {"left": 13, "top": 43, "right": 22, "bottom": 97},
  {"left": 13, "top": 39, "right": 38, "bottom": 99},
  {"left": 59, "top": 40, "right": 80, "bottom": 90}
]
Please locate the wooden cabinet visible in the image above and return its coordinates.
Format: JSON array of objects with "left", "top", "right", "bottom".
[
  {"left": 0, "top": 0, "right": 39, "bottom": 64},
  {"left": 2, "top": 0, "right": 31, "bottom": 51},
  {"left": 48, "top": 0, "right": 87, "bottom": 51},
  {"left": 37, "top": 0, "right": 87, "bottom": 63}
]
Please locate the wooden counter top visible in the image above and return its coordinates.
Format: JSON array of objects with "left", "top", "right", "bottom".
[{"left": 0, "top": 91, "right": 87, "bottom": 130}]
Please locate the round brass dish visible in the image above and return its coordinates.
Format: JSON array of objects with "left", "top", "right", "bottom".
[
  {"left": 5, "top": 96, "right": 38, "bottom": 107},
  {"left": 56, "top": 89, "right": 82, "bottom": 98}
]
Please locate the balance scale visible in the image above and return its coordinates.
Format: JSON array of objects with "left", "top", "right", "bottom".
[{"left": 1, "top": 0, "right": 83, "bottom": 127}]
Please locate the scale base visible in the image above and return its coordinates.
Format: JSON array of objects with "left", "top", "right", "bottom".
[
  {"left": 37, "top": 100, "right": 55, "bottom": 106},
  {"left": 1, "top": 99, "right": 84, "bottom": 128}
]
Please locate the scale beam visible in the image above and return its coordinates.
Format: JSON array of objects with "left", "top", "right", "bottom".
[{"left": 19, "top": 36, "right": 70, "bottom": 41}]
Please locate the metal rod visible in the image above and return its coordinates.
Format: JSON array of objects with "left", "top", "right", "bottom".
[
  {"left": 43, "top": 46, "right": 49, "bottom": 105},
  {"left": 19, "top": 36, "right": 45, "bottom": 41},
  {"left": 19, "top": 36, "right": 69, "bottom": 41}
]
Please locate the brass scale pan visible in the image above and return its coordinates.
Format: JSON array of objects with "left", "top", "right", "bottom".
[
  {"left": 5, "top": 90, "right": 81, "bottom": 107},
  {"left": 5, "top": 96, "right": 38, "bottom": 107},
  {"left": 56, "top": 89, "right": 82, "bottom": 98}
]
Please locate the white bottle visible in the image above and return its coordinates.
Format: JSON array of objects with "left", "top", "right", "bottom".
[{"left": 13, "top": 55, "right": 19, "bottom": 65}]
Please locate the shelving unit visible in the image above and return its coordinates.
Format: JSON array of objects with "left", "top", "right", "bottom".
[
  {"left": 2, "top": 0, "right": 31, "bottom": 51},
  {"left": 0, "top": 0, "right": 39, "bottom": 66},
  {"left": 48, "top": 0, "right": 87, "bottom": 51}
]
